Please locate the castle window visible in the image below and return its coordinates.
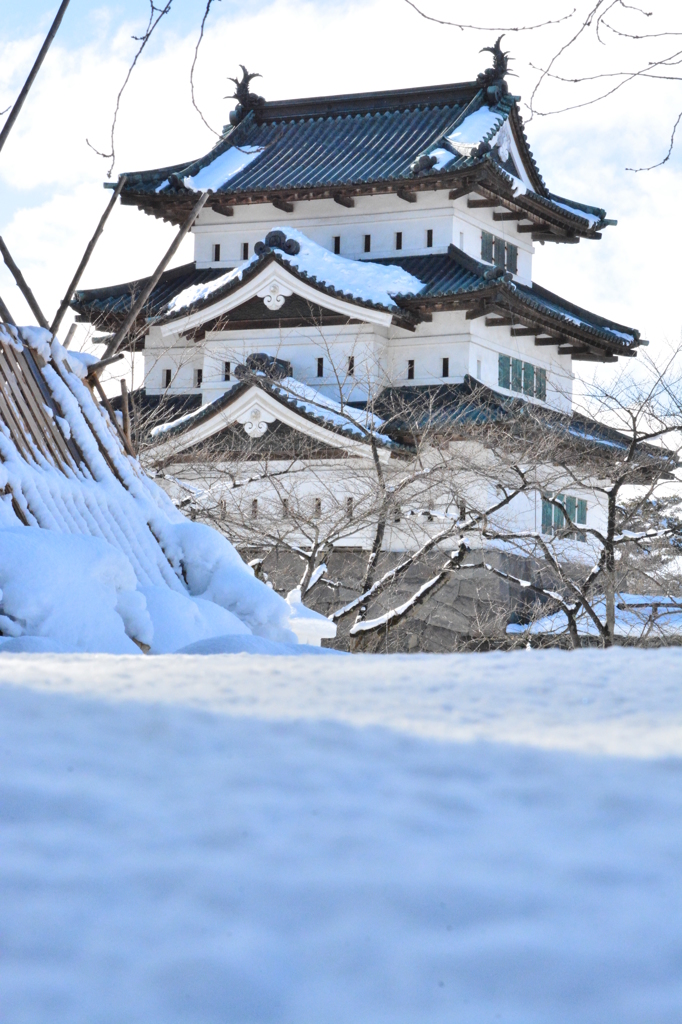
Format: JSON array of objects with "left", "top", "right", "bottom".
[
  {"left": 317, "top": 357, "right": 324, "bottom": 377},
  {"left": 498, "top": 355, "right": 547, "bottom": 401},
  {"left": 224, "top": 361, "right": 231, "bottom": 382},
  {"left": 163, "top": 368, "right": 172, "bottom": 388},
  {"left": 364, "top": 234, "right": 371, "bottom": 253},
  {"left": 348, "top": 355, "right": 355, "bottom": 376},
  {"left": 282, "top": 498, "right": 289, "bottom": 518},
  {"left": 251, "top": 499, "right": 258, "bottom": 519},
  {"left": 333, "top": 236, "right": 340, "bottom": 255},
  {"left": 213, "top": 243, "right": 221, "bottom": 262},
  {"left": 407, "top": 359, "right": 414, "bottom": 380},
  {"left": 242, "top": 242, "right": 249, "bottom": 260},
  {"left": 482, "top": 231, "right": 519, "bottom": 274},
  {"left": 442, "top": 357, "right": 449, "bottom": 378},
  {"left": 542, "top": 495, "right": 587, "bottom": 540},
  {"left": 313, "top": 497, "right": 322, "bottom": 518},
  {"left": 476, "top": 359, "right": 482, "bottom": 379},
  {"left": 194, "top": 367, "right": 203, "bottom": 388},
  {"left": 426, "top": 228, "right": 433, "bottom": 248},
  {"left": 346, "top": 496, "right": 354, "bottom": 519},
  {"left": 395, "top": 231, "right": 402, "bottom": 250}
]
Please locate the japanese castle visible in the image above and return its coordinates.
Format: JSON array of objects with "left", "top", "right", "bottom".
[{"left": 72, "top": 42, "right": 642, "bottom": 557}]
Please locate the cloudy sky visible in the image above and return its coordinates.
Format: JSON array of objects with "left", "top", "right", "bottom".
[{"left": 1, "top": 0, "right": 681, "bottom": 386}]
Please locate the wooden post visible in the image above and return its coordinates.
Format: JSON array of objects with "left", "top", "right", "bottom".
[
  {"left": 121, "top": 379, "right": 132, "bottom": 447},
  {"left": 0, "top": 293, "right": 14, "bottom": 325},
  {"left": 104, "top": 191, "right": 209, "bottom": 358},
  {"left": 0, "top": 236, "right": 49, "bottom": 328},
  {"left": 62, "top": 323, "right": 77, "bottom": 349},
  {"left": 50, "top": 175, "right": 127, "bottom": 335},
  {"left": 0, "top": 0, "right": 71, "bottom": 157}
]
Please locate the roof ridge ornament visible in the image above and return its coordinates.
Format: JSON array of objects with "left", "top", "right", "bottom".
[
  {"left": 476, "top": 35, "right": 514, "bottom": 105},
  {"left": 255, "top": 230, "right": 301, "bottom": 256},
  {"left": 227, "top": 65, "right": 266, "bottom": 126}
]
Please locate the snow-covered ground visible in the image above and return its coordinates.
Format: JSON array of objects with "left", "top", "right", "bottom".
[{"left": 2, "top": 648, "right": 681, "bottom": 1023}]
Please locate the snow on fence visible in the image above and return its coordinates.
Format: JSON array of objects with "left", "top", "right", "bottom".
[{"left": 0, "top": 324, "right": 329, "bottom": 653}]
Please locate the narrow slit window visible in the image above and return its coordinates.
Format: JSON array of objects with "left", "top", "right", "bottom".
[
  {"left": 407, "top": 359, "right": 414, "bottom": 380},
  {"left": 313, "top": 497, "right": 322, "bottom": 518},
  {"left": 333, "top": 236, "right": 340, "bottom": 255},
  {"left": 163, "top": 368, "right": 172, "bottom": 388},
  {"left": 364, "top": 234, "right": 371, "bottom": 253},
  {"left": 317, "top": 356, "right": 324, "bottom": 377},
  {"left": 282, "top": 498, "right": 289, "bottom": 518},
  {"left": 213, "top": 243, "right": 221, "bottom": 262},
  {"left": 224, "top": 361, "right": 231, "bottom": 382},
  {"left": 498, "top": 354, "right": 510, "bottom": 389},
  {"left": 476, "top": 359, "right": 482, "bottom": 379},
  {"left": 251, "top": 499, "right": 258, "bottom": 519},
  {"left": 346, "top": 496, "right": 354, "bottom": 519},
  {"left": 459, "top": 231, "right": 464, "bottom": 251},
  {"left": 426, "top": 228, "right": 433, "bottom": 248},
  {"left": 395, "top": 231, "right": 402, "bottom": 250},
  {"left": 348, "top": 355, "right": 355, "bottom": 376},
  {"left": 458, "top": 501, "right": 466, "bottom": 521},
  {"left": 442, "top": 357, "right": 449, "bottom": 378},
  {"left": 242, "top": 241, "right": 249, "bottom": 260},
  {"left": 194, "top": 367, "right": 203, "bottom": 388}
]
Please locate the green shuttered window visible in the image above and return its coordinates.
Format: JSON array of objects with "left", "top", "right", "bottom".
[
  {"left": 523, "top": 362, "right": 534, "bottom": 395},
  {"left": 535, "top": 367, "right": 546, "bottom": 401},
  {"left": 506, "top": 244, "right": 518, "bottom": 274},
  {"left": 498, "top": 354, "right": 510, "bottom": 389},
  {"left": 541, "top": 498, "right": 553, "bottom": 535},
  {"left": 481, "top": 231, "right": 493, "bottom": 263},
  {"left": 493, "top": 236, "right": 506, "bottom": 267},
  {"left": 577, "top": 499, "right": 587, "bottom": 525}
]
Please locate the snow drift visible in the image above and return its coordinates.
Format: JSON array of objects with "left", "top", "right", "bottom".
[{"left": 0, "top": 325, "right": 330, "bottom": 653}]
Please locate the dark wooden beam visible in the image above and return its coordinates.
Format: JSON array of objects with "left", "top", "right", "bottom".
[
  {"left": 210, "top": 202, "right": 234, "bottom": 217},
  {"left": 448, "top": 187, "right": 472, "bottom": 201},
  {"left": 466, "top": 306, "right": 490, "bottom": 320},
  {"left": 533, "top": 234, "right": 581, "bottom": 244},
  {"left": 0, "top": 0, "right": 71, "bottom": 156},
  {"left": 510, "top": 327, "right": 539, "bottom": 337},
  {"left": 334, "top": 195, "right": 355, "bottom": 208},
  {"left": 517, "top": 223, "right": 549, "bottom": 233},
  {"left": 396, "top": 189, "right": 417, "bottom": 204},
  {"left": 468, "top": 199, "right": 498, "bottom": 208},
  {"left": 534, "top": 337, "right": 566, "bottom": 346},
  {"left": 485, "top": 316, "right": 513, "bottom": 327},
  {"left": 272, "top": 198, "right": 294, "bottom": 213},
  {"left": 0, "top": 236, "right": 49, "bottom": 328},
  {"left": 493, "top": 212, "right": 525, "bottom": 221}
]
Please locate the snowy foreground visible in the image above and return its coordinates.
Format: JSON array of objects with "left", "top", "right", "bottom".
[{"left": 2, "top": 648, "right": 682, "bottom": 1024}]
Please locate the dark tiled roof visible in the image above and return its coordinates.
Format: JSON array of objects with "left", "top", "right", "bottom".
[
  {"left": 376, "top": 378, "right": 672, "bottom": 470},
  {"left": 72, "top": 262, "right": 225, "bottom": 324},
  {"left": 73, "top": 243, "right": 640, "bottom": 357},
  {"left": 114, "top": 82, "right": 608, "bottom": 235}
]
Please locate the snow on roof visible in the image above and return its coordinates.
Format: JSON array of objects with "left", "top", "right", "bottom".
[
  {"left": 165, "top": 228, "right": 426, "bottom": 318},
  {"left": 166, "top": 259, "right": 256, "bottom": 314},
  {"left": 446, "top": 105, "right": 505, "bottom": 153},
  {"left": 262, "top": 227, "right": 425, "bottom": 308},
  {"left": 183, "top": 145, "right": 264, "bottom": 191},
  {"left": 270, "top": 376, "right": 395, "bottom": 443},
  {"left": 0, "top": 327, "right": 307, "bottom": 653},
  {"left": 151, "top": 375, "right": 397, "bottom": 449},
  {"left": 548, "top": 198, "right": 602, "bottom": 228}
]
